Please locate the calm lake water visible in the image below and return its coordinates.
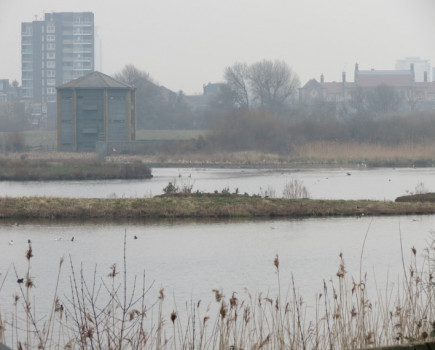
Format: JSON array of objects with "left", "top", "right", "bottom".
[
  {"left": 1, "top": 215, "right": 434, "bottom": 321},
  {"left": 0, "top": 167, "right": 434, "bottom": 200}
]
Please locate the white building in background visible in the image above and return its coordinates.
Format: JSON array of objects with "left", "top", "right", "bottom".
[{"left": 395, "top": 57, "right": 431, "bottom": 82}]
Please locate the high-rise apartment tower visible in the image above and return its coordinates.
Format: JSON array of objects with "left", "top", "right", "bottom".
[{"left": 21, "top": 12, "right": 94, "bottom": 126}]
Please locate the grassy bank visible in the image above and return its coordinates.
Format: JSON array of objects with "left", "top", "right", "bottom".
[
  {"left": 0, "top": 156, "right": 152, "bottom": 181},
  {"left": 1, "top": 194, "right": 435, "bottom": 220}
]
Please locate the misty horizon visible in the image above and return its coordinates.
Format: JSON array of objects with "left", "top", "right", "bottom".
[{"left": 0, "top": 0, "right": 434, "bottom": 94}]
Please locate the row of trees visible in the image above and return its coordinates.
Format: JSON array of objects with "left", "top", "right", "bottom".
[
  {"left": 222, "top": 60, "right": 300, "bottom": 115},
  {"left": 205, "top": 109, "right": 435, "bottom": 153},
  {"left": 113, "top": 61, "right": 302, "bottom": 130}
]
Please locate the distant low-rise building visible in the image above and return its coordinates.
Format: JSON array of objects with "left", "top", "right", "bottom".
[
  {"left": 57, "top": 71, "right": 135, "bottom": 152},
  {"left": 0, "top": 79, "right": 19, "bottom": 103},
  {"left": 299, "top": 63, "right": 435, "bottom": 112}
]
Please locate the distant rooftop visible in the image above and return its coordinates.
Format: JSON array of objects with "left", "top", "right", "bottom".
[
  {"left": 57, "top": 71, "right": 133, "bottom": 89},
  {"left": 357, "top": 69, "right": 413, "bottom": 76}
]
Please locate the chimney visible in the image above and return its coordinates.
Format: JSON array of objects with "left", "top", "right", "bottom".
[
  {"left": 424, "top": 71, "right": 428, "bottom": 82},
  {"left": 410, "top": 63, "right": 415, "bottom": 81},
  {"left": 342, "top": 72, "right": 346, "bottom": 83},
  {"left": 354, "top": 63, "right": 359, "bottom": 82},
  {"left": 320, "top": 74, "right": 324, "bottom": 83}
]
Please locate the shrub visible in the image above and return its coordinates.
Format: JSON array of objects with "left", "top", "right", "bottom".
[
  {"left": 163, "top": 181, "right": 178, "bottom": 194},
  {"left": 415, "top": 181, "right": 429, "bottom": 195},
  {"left": 282, "top": 178, "right": 310, "bottom": 199},
  {"left": 4, "top": 131, "right": 26, "bottom": 152}
]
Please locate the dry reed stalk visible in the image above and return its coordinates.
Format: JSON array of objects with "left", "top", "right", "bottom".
[
  {"left": 293, "top": 141, "right": 435, "bottom": 160},
  {"left": 4, "top": 230, "right": 435, "bottom": 349}
]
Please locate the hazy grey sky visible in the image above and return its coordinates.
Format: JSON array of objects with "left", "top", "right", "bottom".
[{"left": 1, "top": 0, "right": 434, "bottom": 94}]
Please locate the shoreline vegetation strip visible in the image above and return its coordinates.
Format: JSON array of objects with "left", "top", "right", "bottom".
[{"left": 1, "top": 194, "right": 435, "bottom": 220}]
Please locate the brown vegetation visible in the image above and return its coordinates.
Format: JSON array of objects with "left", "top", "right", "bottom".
[
  {"left": 0, "top": 156, "right": 152, "bottom": 181},
  {"left": 396, "top": 193, "right": 435, "bottom": 203},
  {"left": 1, "top": 194, "right": 435, "bottom": 220}
]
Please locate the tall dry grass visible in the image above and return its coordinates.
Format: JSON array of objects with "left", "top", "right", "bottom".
[
  {"left": 1, "top": 231, "right": 435, "bottom": 349},
  {"left": 292, "top": 141, "right": 435, "bottom": 161}
]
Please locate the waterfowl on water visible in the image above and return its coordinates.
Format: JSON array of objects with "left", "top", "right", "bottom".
[
  {"left": 134, "top": 235, "right": 138, "bottom": 239},
  {"left": 9, "top": 240, "right": 14, "bottom": 245},
  {"left": 17, "top": 278, "right": 24, "bottom": 283},
  {"left": 71, "top": 237, "right": 74, "bottom": 242}
]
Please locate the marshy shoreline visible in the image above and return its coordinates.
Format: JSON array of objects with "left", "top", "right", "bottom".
[
  {"left": 1, "top": 150, "right": 435, "bottom": 221},
  {"left": 1, "top": 193, "right": 435, "bottom": 221}
]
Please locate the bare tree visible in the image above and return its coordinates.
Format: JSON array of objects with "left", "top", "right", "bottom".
[
  {"left": 114, "top": 64, "right": 153, "bottom": 88},
  {"left": 224, "top": 62, "right": 250, "bottom": 108},
  {"left": 248, "top": 60, "right": 300, "bottom": 115},
  {"left": 366, "top": 85, "right": 403, "bottom": 116},
  {"left": 114, "top": 64, "right": 166, "bottom": 128}
]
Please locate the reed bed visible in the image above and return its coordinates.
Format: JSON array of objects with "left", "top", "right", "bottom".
[
  {"left": 2, "top": 139, "right": 435, "bottom": 168},
  {"left": 287, "top": 141, "right": 435, "bottom": 167},
  {"left": 1, "top": 231, "right": 435, "bottom": 349},
  {"left": 118, "top": 141, "right": 435, "bottom": 167}
]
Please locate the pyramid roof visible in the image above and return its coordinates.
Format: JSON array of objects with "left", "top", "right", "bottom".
[{"left": 57, "top": 71, "right": 133, "bottom": 89}]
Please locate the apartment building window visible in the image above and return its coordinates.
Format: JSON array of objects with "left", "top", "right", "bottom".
[
  {"left": 22, "top": 26, "right": 32, "bottom": 35},
  {"left": 47, "top": 79, "right": 55, "bottom": 86},
  {"left": 47, "top": 95, "right": 56, "bottom": 102},
  {"left": 47, "top": 52, "right": 55, "bottom": 59},
  {"left": 47, "top": 87, "right": 56, "bottom": 95},
  {"left": 47, "top": 70, "right": 55, "bottom": 77},
  {"left": 47, "top": 43, "right": 55, "bottom": 50},
  {"left": 46, "top": 35, "right": 55, "bottom": 42},
  {"left": 46, "top": 25, "right": 55, "bottom": 33},
  {"left": 22, "top": 62, "right": 32, "bottom": 70},
  {"left": 47, "top": 61, "right": 55, "bottom": 68},
  {"left": 22, "top": 89, "right": 32, "bottom": 98}
]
